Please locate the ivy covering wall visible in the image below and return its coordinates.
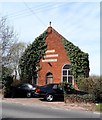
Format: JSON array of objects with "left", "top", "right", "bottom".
[
  {"left": 19, "top": 28, "right": 90, "bottom": 83},
  {"left": 19, "top": 30, "right": 47, "bottom": 83},
  {"left": 62, "top": 37, "right": 90, "bottom": 79}
]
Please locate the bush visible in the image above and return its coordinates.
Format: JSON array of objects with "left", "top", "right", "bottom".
[
  {"left": 77, "top": 76, "right": 102, "bottom": 102},
  {"left": 65, "top": 94, "right": 95, "bottom": 103},
  {"left": 61, "top": 82, "right": 96, "bottom": 103},
  {"left": 61, "top": 82, "right": 74, "bottom": 92},
  {"left": 2, "top": 75, "right": 13, "bottom": 97}
]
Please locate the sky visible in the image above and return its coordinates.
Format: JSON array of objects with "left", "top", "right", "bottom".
[{"left": 0, "top": 1, "right": 101, "bottom": 76}]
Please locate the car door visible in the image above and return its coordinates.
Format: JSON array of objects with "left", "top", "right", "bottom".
[
  {"left": 15, "top": 84, "right": 23, "bottom": 97},
  {"left": 19, "top": 84, "right": 29, "bottom": 96},
  {"left": 52, "top": 84, "right": 64, "bottom": 97},
  {"left": 16, "top": 84, "right": 27, "bottom": 97}
]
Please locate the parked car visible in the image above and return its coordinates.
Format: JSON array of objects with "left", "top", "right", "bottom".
[
  {"left": 35, "top": 83, "right": 88, "bottom": 102},
  {"left": 35, "top": 83, "right": 64, "bottom": 102},
  {"left": 10, "top": 83, "right": 36, "bottom": 98}
]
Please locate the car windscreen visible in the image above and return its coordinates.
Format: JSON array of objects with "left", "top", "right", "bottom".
[{"left": 40, "top": 84, "right": 53, "bottom": 90}]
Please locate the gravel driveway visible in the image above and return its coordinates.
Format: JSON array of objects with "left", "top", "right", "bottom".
[{"left": 0, "top": 90, "right": 96, "bottom": 112}]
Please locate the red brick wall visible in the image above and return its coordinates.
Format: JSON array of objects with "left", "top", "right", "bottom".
[{"left": 37, "top": 27, "right": 71, "bottom": 86}]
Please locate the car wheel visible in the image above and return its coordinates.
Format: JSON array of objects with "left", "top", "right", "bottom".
[
  {"left": 46, "top": 94, "right": 54, "bottom": 102},
  {"left": 26, "top": 92, "right": 31, "bottom": 98}
]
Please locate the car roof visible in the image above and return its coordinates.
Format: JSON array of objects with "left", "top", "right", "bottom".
[
  {"left": 16, "top": 83, "right": 32, "bottom": 86},
  {"left": 47, "top": 83, "right": 59, "bottom": 85},
  {"left": 43, "top": 83, "right": 59, "bottom": 86}
]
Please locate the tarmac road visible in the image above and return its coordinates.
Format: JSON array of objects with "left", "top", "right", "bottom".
[{"left": 1, "top": 102, "right": 101, "bottom": 119}]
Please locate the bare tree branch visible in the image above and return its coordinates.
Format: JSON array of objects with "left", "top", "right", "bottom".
[{"left": 0, "top": 17, "right": 18, "bottom": 66}]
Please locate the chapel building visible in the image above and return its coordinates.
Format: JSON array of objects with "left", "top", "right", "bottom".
[{"left": 37, "top": 25, "right": 74, "bottom": 86}]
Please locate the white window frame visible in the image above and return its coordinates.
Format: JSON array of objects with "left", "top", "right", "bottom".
[{"left": 62, "top": 64, "right": 74, "bottom": 84}]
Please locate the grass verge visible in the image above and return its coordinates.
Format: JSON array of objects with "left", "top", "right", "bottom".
[{"left": 95, "top": 103, "right": 102, "bottom": 112}]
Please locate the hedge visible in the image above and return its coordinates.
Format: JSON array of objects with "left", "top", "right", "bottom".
[
  {"left": 77, "top": 76, "right": 102, "bottom": 102},
  {"left": 64, "top": 94, "right": 95, "bottom": 103}
]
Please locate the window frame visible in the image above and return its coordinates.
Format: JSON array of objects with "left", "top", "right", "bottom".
[{"left": 62, "top": 64, "right": 74, "bottom": 83}]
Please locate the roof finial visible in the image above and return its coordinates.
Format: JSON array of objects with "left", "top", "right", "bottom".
[{"left": 49, "top": 21, "right": 51, "bottom": 27}]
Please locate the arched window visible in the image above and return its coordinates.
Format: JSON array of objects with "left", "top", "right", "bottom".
[
  {"left": 62, "top": 64, "right": 73, "bottom": 83},
  {"left": 46, "top": 72, "right": 53, "bottom": 84}
]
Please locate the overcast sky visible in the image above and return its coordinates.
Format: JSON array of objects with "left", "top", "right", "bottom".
[{"left": 0, "top": 1, "right": 101, "bottom": 76}]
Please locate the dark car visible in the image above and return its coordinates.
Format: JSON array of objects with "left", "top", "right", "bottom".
[
  {"left": 10, "top": 83, "right": 36, "bottom": 98},
  {"left": 35, "top": 83, "right": 64, "bottom": 102},
  {"left": 35, "top": 83, "right": 88, "bottom": 102}
]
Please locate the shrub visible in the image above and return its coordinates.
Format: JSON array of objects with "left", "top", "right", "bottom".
[
  {"left": 61, "top": 82, "right": 74, "bottom": 89},
  {"left": 77, "top": 76, "right": 102, "bottom": 102},
  {"left": 65, "top": 94, "right": 95, "bottom": 103},
  {"left": 61, "top": 82, "right": 96, "bottom": 103},
  {"left": 2, "top": 75, "right": 13, "bottom": 97}
]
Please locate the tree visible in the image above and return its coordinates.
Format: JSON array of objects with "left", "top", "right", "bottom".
[
  {"left": 0, "top": 17, "right": 26, "bottom": 80},
  {"left": 0, "top": 16, "right": 27, "bottom": 97},
  {"left": 0, "top": 16, "right": 18, "bottom": 81},
  {"left": 0, "top": 17, "right": 18, "bottom": 67},
  {"left": 9, "top": 42, "right": 26, "bottom": 80}
]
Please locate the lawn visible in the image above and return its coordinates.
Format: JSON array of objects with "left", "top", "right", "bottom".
[{"left": 95, "top": 103, "right": 102, "bottom": 112}]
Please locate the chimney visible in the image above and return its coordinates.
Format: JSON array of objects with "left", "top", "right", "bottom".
[{"left": 48, "top": 21, "right": 52, "bottom": 33}]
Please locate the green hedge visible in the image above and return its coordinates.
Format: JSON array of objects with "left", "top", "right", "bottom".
[
  {"left": 64, "top": 94, "right": 95, "bottom": 103},
  {"left": 77, "top": 76, "right": 102, "bottom": 102},
  {"left": 61, "top": 82, "right": 96, "bottom": 103}
]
